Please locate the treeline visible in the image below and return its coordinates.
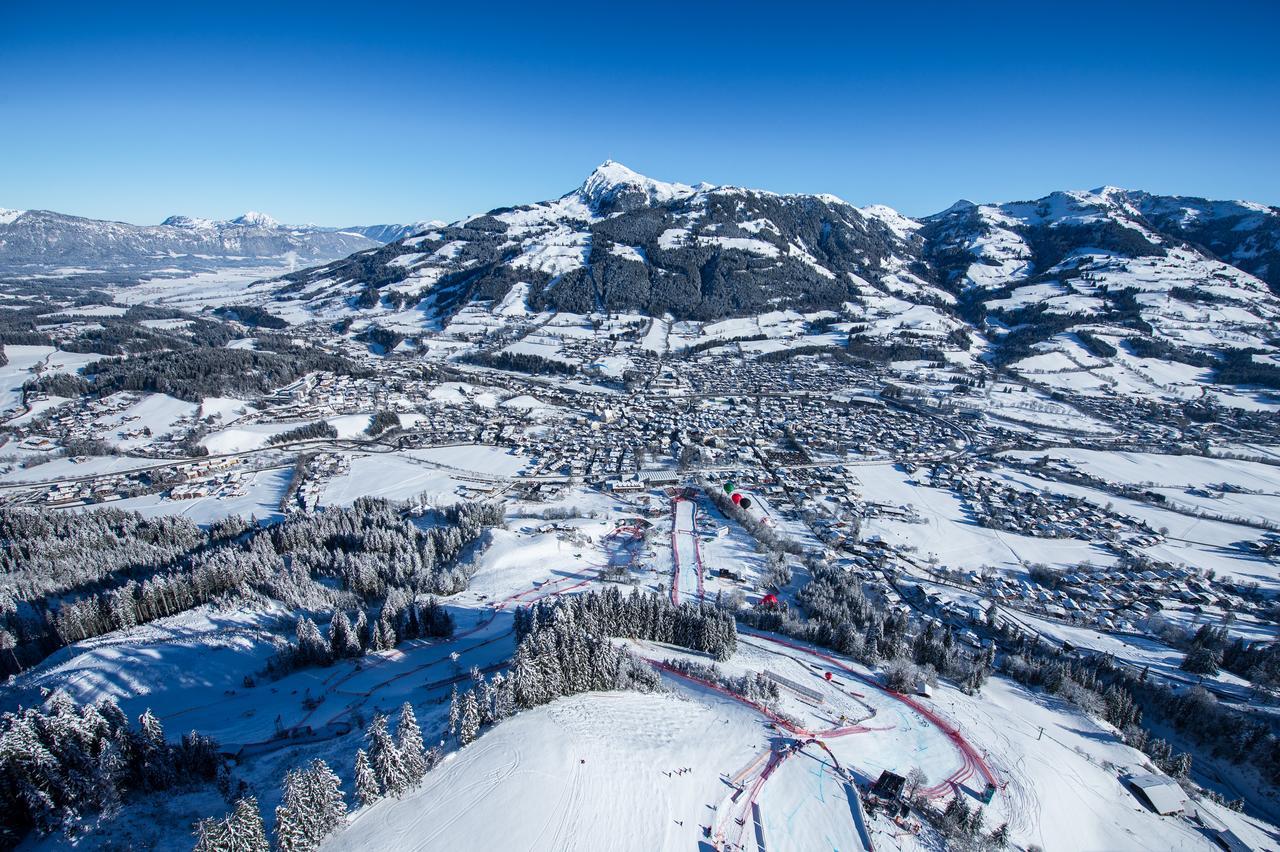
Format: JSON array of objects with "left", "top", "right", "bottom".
[
  {"left": 366, "top": 411, "right": 401, "bottom": 437},
  {"left": 269, "top": 595, "right": 454, "bottom": 676},
  {"left": 356, "top": 326, "right": 405, "bottom": 353},
  {"left": 1125, "top": 336, "right": 1216, "bottom": 368},
  {"left": 449, "top": 619, "right": 663, "bottom": 747},
  {"left": 83, "top": 347, "right": 364, "bottom": 402},
  {"left": 682, "top": 333, "right": 767, "bottom": 356},
  {"left": 1216, "top": 348, "right": 1280, "bottom": 390},
  {"left": 1, "top": 692, "right": 222, "bottom": 844},
  {"left": 461, "top": 350, "right": 577, "bottom": 376},
  {"left": 1074, "top": 330, "right": 1117, "bottom": 359},
  {"left": 755, "top": 344, "right": 845, "bottom": 363},
  {"left": 846, "top": 334, "right": 946, "bottom": 365},
  {"left": 659, "top": 657, "right": 781, "bottom": 705},
  {"left": 514, "top": 586, "right": 738, "bottom": 661},
  {"left": 0, "top": 500, "right": 503, "bottom": 676},
  {"left": 268, "top": 420, "right": 337, "bottom": 445},
  {"left": 1179, "top": 623, "right": 1280, "bottom": 692},
  {"left": 24, "top": 372, "right": 92, "bottom": 398},
  {"left": 0, "top": 507, "right": 211, "bottom": 604},
  {"left": 741, "top": 563, "right": 993, "bottom": 693},
  {"left": 212, "top": 305, "right": 289, "bottom": 329},
  {"left": 996, "top": 622, "right": 1273, "bottom": 793},
  {"left": 0, "top": 306, "right": 241, "bottom": 358}
]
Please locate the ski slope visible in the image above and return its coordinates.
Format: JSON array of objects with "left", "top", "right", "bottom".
[
  {"left": 323, "top": 691, "right": 767, "bottom": 852},
  {"left": 670, "top": 497, "right": 705, "bottom": 604}
]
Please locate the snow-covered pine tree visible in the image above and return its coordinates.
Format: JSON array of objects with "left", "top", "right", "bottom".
[
  {"left": 136, "top": 709, "right": 175, "bottom": 789},
  {"left": 296, "top": 617, "right": 331, "bottom": 666},
  {"left": 329, "top": 611, "right": 360, "bottom": 659},
  {"left": 447, "top": 685, "right": 461, "bottom": 735},
  {"left": 472, "top": 670, "right": 495, "bottom": 724},
  {"left": 273, "top": 802, "right": 307, "bottom": 852},
  {"left": 354, "top": 748, "right": 381, "bottom": 807},
  {"left": 488, "top": 672, "right": 513, "bottom": 722},
  {"left": 396, "top": 703, "right": 426, "bottom": 783},
  {"left": 511, "top": 640, "right": 543, "bottom": 709},
  {"left": 367, "top": 714, "right": 408, "bottom": 797},
  {"left": 196, "top": 795, "right": 268, "bottom": 852},
  {"left": 376, "top": 615, "right": 397, "bottom": 651},
  {"left": 231, "top": 795, "right": 269, "bottom": 851},
  {"left": 353, "top": 610, "right": 371, "bottom": 652},
  {"left": 533, "top": 630, "right": 565, "bottom": 698},
  {"left": 305, "top": 759, "right": 347, "bottom": 844},
  {"left": 458, "top": 690, "right": 480, "bottom": 746}
]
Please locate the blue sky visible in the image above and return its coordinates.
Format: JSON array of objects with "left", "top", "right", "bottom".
[{"left": 2, "top": 1, "right": 1277, "bottom": 225}]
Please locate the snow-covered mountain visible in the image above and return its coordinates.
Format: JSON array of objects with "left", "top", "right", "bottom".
[
  {"left": 919, "top": 187, "right": 1280, "bottom": 377},
  {"left": 0, "top": 208, "right": 434, "bottom": 279},
  {"left": 272, "top": 163, "right": 1280, "bottom": 369},
  {"left": 277, "top": 160, "right": 944, "bottom": 323}
]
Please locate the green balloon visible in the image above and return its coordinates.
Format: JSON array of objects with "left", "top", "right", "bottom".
[{"left": 724, "top": 482, "right": 735, "bottom": 493}]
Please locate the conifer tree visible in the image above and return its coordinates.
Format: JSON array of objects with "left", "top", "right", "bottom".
[
  {"left": 447, "top": 685, "right": 461, "bottom": 735},
  {"left": 353, "top": 610, "right": 371, "bottom": 652},
  {"left": 273, "top": 802, "right": 308, "bottom": 852},
  {"left": 367, "top": 714, "right": 408, "bottom": 797},
  {"left": 329, "top": 612, "right": 359, "bottom": 659},
  {"left": 396, "top": 703, "right": 426, "bottom": 783},
  {"left": 195, "top": 795, "right": 268, "bottom": 852},
  {"left": 354, "top": 748, "right": 381, "bottom": 808},
  {"left": 459, "top": 690, "right": 481, "bottom": 746}
]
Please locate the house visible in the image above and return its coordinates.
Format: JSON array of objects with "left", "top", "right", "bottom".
[
  {"left": 1126, "top": 773, "right": 1187, "bottom": 815},
  {"left": 869, "top": 770, "right": 906, "bottom": 801}
]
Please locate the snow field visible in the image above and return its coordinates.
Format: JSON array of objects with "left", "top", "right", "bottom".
[{"left": 324, "top": 691, "right": 765, "bottom": 852}]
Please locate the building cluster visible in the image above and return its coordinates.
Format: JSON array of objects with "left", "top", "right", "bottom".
[
  {"left": 0, "top": 456, "right": 243, "bottom": 508},
  {"left": 258, "top": 372, "right": 416, "bottom": 422},
  {"left": 294, "top": 452, "right": 351, "bottom": 512},
  {"left": 14, "top": 392, "right": 142, "bottom": 449},
  {"left": 926, "top": 459, "right": 1160, "bottom": 548}
]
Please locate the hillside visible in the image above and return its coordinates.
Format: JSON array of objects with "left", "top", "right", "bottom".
[{"left": 255, "top": 163, "right": 1280, "bottom": 407}]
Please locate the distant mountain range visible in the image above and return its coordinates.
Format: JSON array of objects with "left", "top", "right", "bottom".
[
  {"left": 0, "top": 207, "right": 440, "bottom": 280},
  {"left": 4, "top": 163, "right": 1278, "bottom": 392},
  {"left": 264, "top": 162, "right": 1279, "bottom": 377}
]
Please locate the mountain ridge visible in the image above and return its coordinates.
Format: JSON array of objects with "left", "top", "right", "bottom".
[
  {"left": 0, "top": 207, "right": 435, "bottom": 280},
  {"left": 255, "top": 162, "right": 1279, "bottom": 402}
]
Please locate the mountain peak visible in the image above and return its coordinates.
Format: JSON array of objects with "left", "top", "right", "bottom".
[
  {"left": 161, "top": 214, "right": 215, "bottom": 229},
  {"left": 577, "top": 161, "right": 696, "bottom": 212},
  {"left": 232, "top": 211, "right": 279, "bottom": 228}
]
